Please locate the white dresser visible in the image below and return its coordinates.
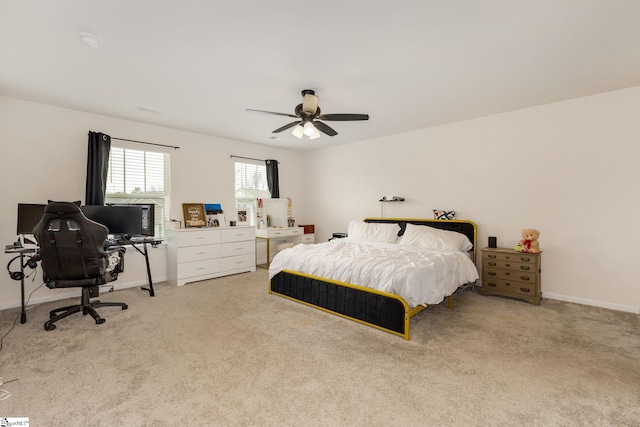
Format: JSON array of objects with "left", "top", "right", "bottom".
[{"left": 167, "top": 226, "right": 256, "bottom": 286}]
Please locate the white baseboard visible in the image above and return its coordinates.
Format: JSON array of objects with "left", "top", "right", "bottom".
[
  {"left": 541, "top": 292, "right": 640, "bottom": 314},
  {"left": 0, "top": 275, "right": 168, "bottom": 312},
  {"left": 474, "top": 280, "right": 639, "bottom": 314}
]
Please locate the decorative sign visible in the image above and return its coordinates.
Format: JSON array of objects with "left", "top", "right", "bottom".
[{"left": 182, "top": 203, "right": 206, "bottom": 228}]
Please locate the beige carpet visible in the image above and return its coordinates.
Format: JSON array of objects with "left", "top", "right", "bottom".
[{"left": 0, "top": 269, "right": 638, "bottom": 426}]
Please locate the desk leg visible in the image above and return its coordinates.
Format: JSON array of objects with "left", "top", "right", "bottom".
[
  {"left": 256, "top": 237, "right": 270, "bottom": 269},
  {"left": 130, "top": 242, "right": 155, "bottom": 297},
  {"left": 19, "top": 252, "right": 26, "bottom": 323},
  {"left": 140, "top": 243, "right": 155, "bottom": 297}
]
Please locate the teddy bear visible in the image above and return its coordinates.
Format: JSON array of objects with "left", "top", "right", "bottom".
[{"left": 515, "top": 228, "right": 540, "bottom": 253}]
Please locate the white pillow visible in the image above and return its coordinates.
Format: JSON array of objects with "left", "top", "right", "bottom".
[
  {"left": 399, "top": 223, "right": 473, "bottom": 252},
  {"left": 347, "top": 221, "right": 401, "bottom": 243}
]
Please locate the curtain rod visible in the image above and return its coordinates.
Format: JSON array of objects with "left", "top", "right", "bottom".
[
  {"left": 230, "top": 155, "right": 279, "bottom": 163},
  {"left": 111, "top": 137, "right": 180, "bottom": 150}
]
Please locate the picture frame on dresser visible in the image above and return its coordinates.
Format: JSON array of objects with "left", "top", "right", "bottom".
[
  {"left": 182, "top": 203, "right": 206, "bottom": 228},
  {"left": 237, "top": 207, "right": 252, "bottom": 226}
]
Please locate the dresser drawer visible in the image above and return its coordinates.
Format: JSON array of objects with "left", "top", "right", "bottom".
[
  {"left": 178, "top": 259, "right": 220, "bottom": 279},
  {"left": 220, "top": 227, "right": 255, "bottom": 243},
  {"left": 482, "top": 259, "right": 537, "bottom": 272},
  {"left": 177, "top": 245, "right": 220, "bottom": 263},
  {"left": 300, "top": 234, "right": 315, "bottom": 244},
  {"left": 483, "top": 251, "right": 537, "bottom": 264},
  {"left": 220, "top": 253, "right": 255, "bottom": 271},
  {"left": 482, "top": 277, "right": 538, "bottom": 297},
  {"left": 220, "top": 240, "right": 254, "bottom": 257},
  {"left": 268, "top": 228, "right": 302, "bottom": 238},
  {"left": 177, "top": 230, "right": 221, "bottom": 247},
  {"left": 483, "top": 267, "right": 537, "bottom": 284}
]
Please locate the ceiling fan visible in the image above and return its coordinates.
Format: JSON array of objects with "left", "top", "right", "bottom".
[{"left": 247, "top": 89, "right": 369, "bottom": 140}]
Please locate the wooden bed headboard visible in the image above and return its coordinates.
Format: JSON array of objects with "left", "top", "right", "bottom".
[{"left": 364, "top": 217, "right": 478, "bottom": 263}]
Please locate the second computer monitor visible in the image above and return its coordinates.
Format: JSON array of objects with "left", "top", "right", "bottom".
[{"left": 81, "top": 205, "right": 143, "bottom": 238}]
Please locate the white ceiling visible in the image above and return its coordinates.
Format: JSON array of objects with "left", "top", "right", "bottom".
[{"left": 2, "top": 1, "right": 640, "bottom": 151}]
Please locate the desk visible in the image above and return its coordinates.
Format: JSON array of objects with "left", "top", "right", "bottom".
[
  {"left": 255, "top": 227, "right": 303, "bottom": 268},
  {"left": 105, "top": 237, "right": 162, "bottom": 297},
  {"left": 4, "top": 245, "right": 37, "bottom": 324}
]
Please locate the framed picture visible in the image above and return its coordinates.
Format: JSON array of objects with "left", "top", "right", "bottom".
[
  {"left": 237, "top": 207, "right": 252, "bottom": 226},
  {"left": 182, "top": 203, "right": 206, "bottom": 228}
]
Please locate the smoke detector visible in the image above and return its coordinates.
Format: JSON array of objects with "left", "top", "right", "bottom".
[{"left": 79, "top": 32, "right": 101, "bottom": 48}]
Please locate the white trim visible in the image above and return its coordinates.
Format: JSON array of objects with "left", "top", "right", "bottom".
[
  {"left": 542, "top": 292, "right": 640, "bottom": 314},
  {"left": 475, "top": 280, "right": 639, "bottom": 314}
]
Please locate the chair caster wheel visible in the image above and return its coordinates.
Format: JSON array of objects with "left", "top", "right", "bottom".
[
  {"left": 122, "top": 304, "right": 128, "bottom": 310},
  {"left": 45, "top": 323, "right": 56, "bottom": 331},
  {"left": 96, "top": 318, "right": 106, "bottom": 325}
]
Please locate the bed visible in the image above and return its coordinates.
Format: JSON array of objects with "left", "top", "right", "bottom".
[{"left": 268, "top": 218, "right": 479, "bottom": 340}]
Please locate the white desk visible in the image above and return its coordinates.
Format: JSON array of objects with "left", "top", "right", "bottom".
[{"left": 255, "top": 227, "right": 303, "bottom": 268}]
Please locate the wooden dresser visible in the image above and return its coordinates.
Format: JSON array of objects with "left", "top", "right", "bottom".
[{"left": 479, "top": 247, "right": 541, "bottom": 305}]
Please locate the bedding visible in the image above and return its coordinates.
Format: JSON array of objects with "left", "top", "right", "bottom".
[
  {"left": 268, "top": 218, "right": 478, "bottom": 340},
  {"left": 269, "top": 239, "right": 478, "bottom": 309}
]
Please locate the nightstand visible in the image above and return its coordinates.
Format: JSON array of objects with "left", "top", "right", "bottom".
[{"left": 479, "top": 247, "right": 541, "bottom": 305}]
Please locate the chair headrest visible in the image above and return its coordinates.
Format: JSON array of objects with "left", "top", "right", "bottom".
[{"left": 44, "top": 201, "right": 83, "bottom": 215}]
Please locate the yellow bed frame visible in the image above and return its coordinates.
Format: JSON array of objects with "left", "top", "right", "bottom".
[{"left": 269, "top": 218, "right": 477, "bottom": 340}]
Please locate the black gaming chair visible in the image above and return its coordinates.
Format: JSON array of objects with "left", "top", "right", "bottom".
[{"left": 33, "top": 201, "right": 128, "bottom": 331}]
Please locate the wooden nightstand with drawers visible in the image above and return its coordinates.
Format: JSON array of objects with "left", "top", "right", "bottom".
[{"left": 479, "top": 247, "right": 541, "bottom": 305}]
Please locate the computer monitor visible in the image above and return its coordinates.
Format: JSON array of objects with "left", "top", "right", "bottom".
[
  {"left": 81, "top": 205, "right": 143, "bottom": 238},
  {"left": 16, "top": 203, "right": 46, "bottom": 235},
  {"left": 108, "top": 203, "right": 155, "bottom": 236}
]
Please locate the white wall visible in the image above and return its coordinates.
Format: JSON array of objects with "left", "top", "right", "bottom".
[
  {"left": 0, "top": 96, "right": 305, "bottom": 310},
  {"left": 2, "top": 87, "right": 639, "bottom": 314},
  {"left": 302, "top": 86, "right": 640, "bottom": 313}
]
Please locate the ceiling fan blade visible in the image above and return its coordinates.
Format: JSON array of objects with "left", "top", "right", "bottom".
[
  {"left": 272, "top": 121, "right": 301, "bottom": 133},
  {"left": 302, "top": 93, "right": 319, "bottom": 114},
  {"left": 317, "top": 113, "right": 369, "bottom": 121},
  {"left": 314, "top": 121, "right": 338, "bottom": 137},
  {"left": 246, "top": 109, "right": 298, "bottom": 118}
]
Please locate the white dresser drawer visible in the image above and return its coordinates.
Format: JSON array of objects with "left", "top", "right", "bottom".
[
  {"left": 178, "top": 259, "right": 221, "bottom": 279},
  {"left": 177, "top": 245, "right": 220, "bottom": 263},
  {"left": 220, "top": 227, "right": 255, "bottom": 243},
  {"left": 177, "top": 229, "right": 221, "bottom": 247},
  {"left": 220, "top": 240, "right": 254, "bottom": 257},
  {"left": 220, "top": 253, "right": 255, "bottom": 272},
  {"left": 300, "top": 234, "right": 315, "bottom": 244},
  {"left": 267, "top": 228, "right": 302, "bottom": 238}
]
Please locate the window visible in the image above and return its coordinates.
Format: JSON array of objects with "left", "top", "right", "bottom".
[
  {"left": 106, "top": 145, "right": 171, "bottom": 237},
  {"left": 234, "top": 160, "right": 270, "bottom": 224}
]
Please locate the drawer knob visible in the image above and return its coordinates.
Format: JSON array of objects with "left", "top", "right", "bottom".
[
  {"left": 487, "top": 282, "right": 497, "bottom": 287},
  {"left": 505, "top": 282, "right": 511, "bottom": 287},
  {"left": 505, "top": 255, "right": 511, "bottom": 260},
  {"left": 520, "top": 275, "right": 530, "bottom": 281},
  {"left": 505, "top": 272, "right": 511, "bottom": 276},
  {"left": 520, "top": 265, "right": 530, "bottom": 271},
  {"left": 488, "top": 254, "right": 497, "bottom": 258},
  {"left": 505, "top": 263, "right": 510, "bottom": 267},
  {"left": 488, "top": 271, "right": 497, "bottom": 276},
  {"left": 520, "top": 287, "right": 530, "bottom": 293},
  {"left": 488, "top": 262, "right": 496, "bottom": 266},
  {"left": 521, "top": 257, "right": 530, "bottom": 262}
]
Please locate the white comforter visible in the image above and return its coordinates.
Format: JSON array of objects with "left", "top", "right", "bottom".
[{"left": 268, "top": 238, "right": 479, "bottom": 309}]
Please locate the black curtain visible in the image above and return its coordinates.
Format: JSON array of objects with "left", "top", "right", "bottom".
[
  {"left": 265, "top": 159, "right": 279, "bottom": 198},
  {"left": 85, "top": 132, "right": 111, "bottom": 205}
]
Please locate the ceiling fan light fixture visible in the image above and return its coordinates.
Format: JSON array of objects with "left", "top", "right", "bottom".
[
  {"left": 303, "top": 121, "right": 316, "bottom": 136},
  {"left": 309, "top": 128, "right": 321, "bottom": 140},
  {"left": 291, "top": 125, "right": 304, "bottom": 139}
]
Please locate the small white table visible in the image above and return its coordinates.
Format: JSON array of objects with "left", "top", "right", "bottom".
[{"left": 255, "top": 227, "right": 304, "bottom": 268}]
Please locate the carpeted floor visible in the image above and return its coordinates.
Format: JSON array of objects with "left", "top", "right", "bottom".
[{"left": 0, "top": 269, "right": 638, "bottom": 426}]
